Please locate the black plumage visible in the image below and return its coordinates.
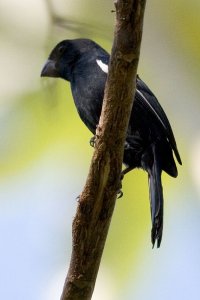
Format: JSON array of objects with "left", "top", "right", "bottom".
[{"left": 41, "top": 38, "right": 182, "bottom": 247}]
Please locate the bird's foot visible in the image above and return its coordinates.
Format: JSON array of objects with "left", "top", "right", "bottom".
[
  {"left": 90, "top": 136, "right": 96, "bottom": 147},
  {"left": 76, "top": 195, "right": 80, "bottom": 202},
  {"left": 116, "top": 168, "right": 131, "bottom": 198},
  {"left": 116, "top": 177, "right": 123, "bottom": 199},
  {"left": 120, "top": 172, "right": 125, "bottom": 181},
  {"left": 117, "top": 189, "right": 123, "bottom": 199}
]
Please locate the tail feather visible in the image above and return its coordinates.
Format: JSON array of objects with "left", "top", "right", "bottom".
[{"left": 148, "top": 144, "right": 163, "bottom": 248}]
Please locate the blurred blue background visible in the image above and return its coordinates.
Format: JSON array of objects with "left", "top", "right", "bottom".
[{"left": 1, "top": 1, "right": 200, "bottom": 299}]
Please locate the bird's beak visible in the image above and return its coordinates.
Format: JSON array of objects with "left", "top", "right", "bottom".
[{"left": 40, "top": 59, "right": 59, "bottom": 77}]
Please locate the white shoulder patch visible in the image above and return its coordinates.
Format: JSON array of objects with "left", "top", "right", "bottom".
[{"left": 96, "top": 59, "right": 108, "bottom": 73}]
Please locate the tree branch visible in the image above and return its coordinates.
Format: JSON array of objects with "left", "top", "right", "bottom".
[{"left": 60, "top": 1, "right": 146, "bottom": 299}]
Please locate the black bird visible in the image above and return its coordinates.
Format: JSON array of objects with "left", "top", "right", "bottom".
[{"left": 41, "top": 38, "right": 182, "bottom": 247}]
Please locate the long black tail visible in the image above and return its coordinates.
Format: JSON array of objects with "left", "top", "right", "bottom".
[{"left": 148, "top": 144, "right": 163, "bottom": 248}]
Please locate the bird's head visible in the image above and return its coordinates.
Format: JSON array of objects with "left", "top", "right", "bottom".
[{"left": 41, "top": 39, "right": 98, "bottom": 81}]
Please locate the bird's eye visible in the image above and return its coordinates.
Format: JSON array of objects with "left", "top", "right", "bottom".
[{"left": 58, "top": 45, "right": 65, "bottom": 55}]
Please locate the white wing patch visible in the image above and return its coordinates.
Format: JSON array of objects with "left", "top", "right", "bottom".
[
  {"left": 96, "top": 59, "right": 108, "bottom": 73},
  {"left": 136, "top": 88, "right": 167, "bottom": 131}
]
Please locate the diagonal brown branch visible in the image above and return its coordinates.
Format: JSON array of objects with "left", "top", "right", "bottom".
[{"left": 60, "top": 1, "right": 146, "bottom": 299}]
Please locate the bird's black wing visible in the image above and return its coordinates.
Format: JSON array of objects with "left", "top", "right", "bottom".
[{"left": 135, "top": 76, "right": 182, "bottom": 165}]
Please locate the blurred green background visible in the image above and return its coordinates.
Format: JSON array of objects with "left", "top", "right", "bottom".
[{"left": 1, "top": 1, "right": 200, "bottom": 299}]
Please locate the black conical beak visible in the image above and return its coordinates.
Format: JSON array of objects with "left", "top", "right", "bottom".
[{"left": 40, "top": 59, "right": 59, "bottom": 77}]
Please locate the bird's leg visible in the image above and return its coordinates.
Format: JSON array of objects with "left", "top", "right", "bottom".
[
  {"left": 116, "top": 176, "right": 123, "bottom": 199},
  {"left": 121, "top": 166, "right": 134, "bottom": 177},
  {"left": 116, "top": 166, "right": 134, "bottom": 198}
]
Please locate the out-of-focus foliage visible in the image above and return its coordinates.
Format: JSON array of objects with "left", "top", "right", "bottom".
[{"left": 0, "top": 1, "right": 200, "bottom": 300}]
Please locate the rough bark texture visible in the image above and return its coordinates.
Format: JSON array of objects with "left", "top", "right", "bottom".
[{"left": 60, "top": 1, "right": 146, "bottom": 299}]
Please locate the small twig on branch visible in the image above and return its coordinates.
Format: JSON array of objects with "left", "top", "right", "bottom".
[{"left": 60, "top": 1, "right": 146, "bottom": 299}]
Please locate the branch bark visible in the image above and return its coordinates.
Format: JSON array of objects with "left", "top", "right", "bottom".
[{"left": 61, "top": 1, "right": 146, "bottom": 299}]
